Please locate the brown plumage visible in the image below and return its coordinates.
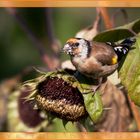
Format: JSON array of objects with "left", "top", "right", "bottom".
[
  {"left": 63, "top": 38, "right": 134, "bottom": 79},
  {"left": 71, "top": 41, "right": 118, "bottom": 79}
]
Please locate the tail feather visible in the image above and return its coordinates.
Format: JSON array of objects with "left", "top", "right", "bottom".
[
  {"left": 106, "top": 38, "right": 136, "bottom": 62},
  {"left": 120, "top": 38, "right": 136, "bottom": 48}
]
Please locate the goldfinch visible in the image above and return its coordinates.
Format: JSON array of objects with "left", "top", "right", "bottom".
[{"left": 63, "top": 38, "right": 135, "bottom": 79}]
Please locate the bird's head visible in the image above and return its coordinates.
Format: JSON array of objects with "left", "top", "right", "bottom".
[{"left": 63, "top": 38, "right": 91, "bottom": 58}]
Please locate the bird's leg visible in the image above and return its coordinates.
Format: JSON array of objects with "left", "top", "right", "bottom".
[
  {"left": 93, "top": 77, "right": 103, "bottom": 92},
  {"left": 82, "top": 77, "right": 103, "bottom": 95},
  {"left": 91, "top": 77, "right": 103, "bottom": 96}
]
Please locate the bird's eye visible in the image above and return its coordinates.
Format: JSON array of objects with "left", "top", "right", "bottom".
[{"left": 75, "top": 43, "right": 79, "bottom": 47}]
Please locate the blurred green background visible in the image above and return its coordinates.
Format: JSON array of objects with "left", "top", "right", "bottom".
[{"left": 0, "top": 8, "right": 140, "bottom": 81}]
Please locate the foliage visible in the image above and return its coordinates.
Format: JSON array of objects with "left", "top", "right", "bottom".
[
  {"left": 93, "top": 19, "right": 140, "bottom": 106},
  {"left": 93, "top": 19, "right": 140, "bottom": 42}
]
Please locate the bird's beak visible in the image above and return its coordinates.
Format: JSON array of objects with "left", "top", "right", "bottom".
[{"left": 62, "top": 44, "right": 72, "bottom": 54}]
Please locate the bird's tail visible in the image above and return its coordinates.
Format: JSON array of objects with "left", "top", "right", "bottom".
[
  {"left": 113, "top": 38, "right": 136, "bottom": 61},
  {"left": 119, "top": 38, "right": 136, "bottom": 49}
]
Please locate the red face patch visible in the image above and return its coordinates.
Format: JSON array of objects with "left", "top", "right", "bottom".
[{"left": 66, "top": 38, "right": 77, "bottom": 44}]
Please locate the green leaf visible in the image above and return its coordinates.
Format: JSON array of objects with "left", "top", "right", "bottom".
[
  {"left": 93, "top": 19, "right": 140, "bottom": 42},
  {"left": 93, "top": 29, "right": 133, "bottom": 42},
  {"left": 82, "top": 91, "right": 103, "bottom": 123},
  {"left": 132, "top": 20, "right": 140, "bottom": 33},
  {"left": 119, "top": 36, "right": 140, "bottom": 106},
  {"left": 74, "top": 72, "right": 103, "bottom": 123}
]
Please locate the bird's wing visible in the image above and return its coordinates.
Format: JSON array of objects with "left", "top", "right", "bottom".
[{"left": 90, "top": 41, "right": 118, "bottom": 65}]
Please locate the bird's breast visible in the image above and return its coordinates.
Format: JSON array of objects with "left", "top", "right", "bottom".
[{"left": 71, "top": 56, "right": 102, "bottom": 75}]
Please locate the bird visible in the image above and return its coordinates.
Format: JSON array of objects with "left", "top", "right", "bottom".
[{"left": 63, "top": 37, "right": 135, "bottom": 81}]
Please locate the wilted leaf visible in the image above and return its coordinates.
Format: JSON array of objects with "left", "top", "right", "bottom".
[
  {"left": 95, "top": 80, "right": 132, "bottom": 131},
  {"left": 61, "top": 60, "right": 76, "bottom": 70},
  {"left": 75, "top": 25, "right": 98, "bottom": 41}
]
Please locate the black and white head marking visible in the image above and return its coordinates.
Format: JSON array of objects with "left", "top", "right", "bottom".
[{"left": 76, "top": 38, "right": 91, "bottom": 59}]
